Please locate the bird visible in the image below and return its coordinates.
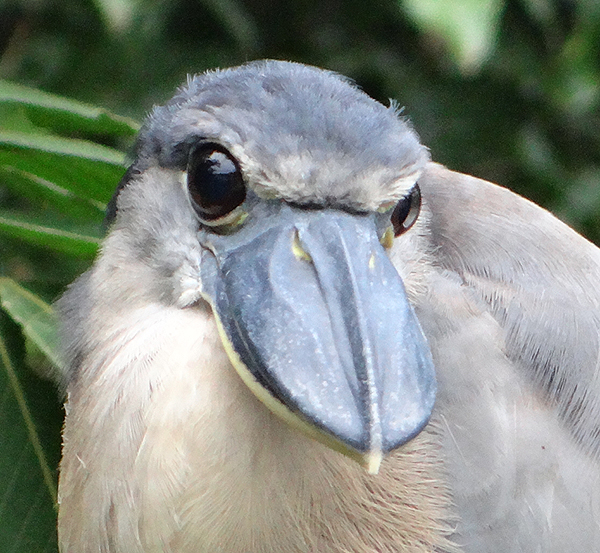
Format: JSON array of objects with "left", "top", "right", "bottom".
[{"left": 56, "top": 60, "right": 600, "bottom": 553}]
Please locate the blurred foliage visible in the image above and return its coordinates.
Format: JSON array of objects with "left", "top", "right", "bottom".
[
  {"left": 0, "top": 0, "right": 599, "bottom": 550},
  {"left": 0, "top": 79, "right": 135, "bottom": 552}
]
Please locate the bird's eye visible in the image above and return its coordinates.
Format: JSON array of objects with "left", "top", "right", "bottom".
[
  {"left": 187, "top": 143, "right": 246, "bottom": 222},
  {"left": 391, "top": 184, "right": 421, "bottom": 236}
]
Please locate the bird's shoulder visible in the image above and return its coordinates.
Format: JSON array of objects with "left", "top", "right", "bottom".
[{"left": 415, "top": 163, "right": 600, "bottom": 550}]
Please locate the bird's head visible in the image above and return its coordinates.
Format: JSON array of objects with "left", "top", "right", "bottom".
[{"left": 104, "top": 60, "right": 436, "bottom": 474}]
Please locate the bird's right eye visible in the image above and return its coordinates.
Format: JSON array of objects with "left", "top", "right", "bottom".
[
  {"left": 187, "top": 143, "right": 246, "bottom": 223},
  {"left": 390, "top": 184, "right": 421, "bottom": 237}
]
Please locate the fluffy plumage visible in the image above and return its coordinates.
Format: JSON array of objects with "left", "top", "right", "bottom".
[{"left": 58, "top": 61, "right": 600, "bottom": 552}]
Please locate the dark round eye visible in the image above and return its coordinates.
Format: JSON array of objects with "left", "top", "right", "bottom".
[
  {"left": 187, "top": 143, "right": 246, "bottom": 221},
  {"left": 391, "top": 184, "right": 421, "bottom": 236}
]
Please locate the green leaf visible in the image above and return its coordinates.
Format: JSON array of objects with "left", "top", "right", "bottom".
[
  {"left": 0, "top": 104, "right": 45, "bottom": 134},
  {"left": 0, "top": 166, "right": 106, "bottom": 222},
  {"left": 0, "top": 313, "right": 62, "bottom": 553},
  {"left": 401, "top": 0, "right": 505, "bottom": 73},
  {"left": 0, "top": 278, "right": 63, "bottom": 377},
  {"left": 0, "top": 131, "right": 126, "bottom": 203},
  {"left": 0, "top": 212, "right": 101, "bottom": 259},
  {"left": 0, "top": 130, "right": 126, "bottom": 166},
  {"left": 93, "top": 0, "right": 139, "bottom": 34},
  {"left": 0, "top": 80, "right": 139, "bottom": 137}
]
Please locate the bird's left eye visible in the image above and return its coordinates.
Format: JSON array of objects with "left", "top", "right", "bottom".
[
  {"left": 187, "top": 143, "right": 246, "bottom": 222},
  {"left": 391, "top": 184, "right": 421, "bottom": 236}
]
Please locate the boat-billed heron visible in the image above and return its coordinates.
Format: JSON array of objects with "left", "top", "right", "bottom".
[{"left": 57, "top": 60, "right": 600, "bottom": 552}]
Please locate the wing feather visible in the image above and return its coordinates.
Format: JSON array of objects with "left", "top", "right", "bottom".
[
  {"left": 414, "top": 163, "right": 600, "bottom": 550},
  {"left": 420, "top": 163, "right": 600, "bottom": 458}
]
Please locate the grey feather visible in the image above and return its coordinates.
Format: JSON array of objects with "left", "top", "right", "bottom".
[
  {"left": 422, "top": 164, "right": 600, "bottom": 458},
  {"left": 416, "top": 164, "right": 600, "bottom": 551},
  {"left": 57, "top": 60, "right": 600, "bottom": 553}
]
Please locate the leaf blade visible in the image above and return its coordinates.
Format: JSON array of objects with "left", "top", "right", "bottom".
[
  {"left": 0, "top": 310, "right": 61, "bottom": 553},
  {"left": 0, "top": 80, "right": 139, "bottom": 137},
  {"left": 0, "top": 278, "right": 63, "bottom": 376},
  {"left": 0, "top": 212, "right": 101, "bottom": 258},
  {"left": 401, "top": 0, "right": 505, "bottom": 73}
]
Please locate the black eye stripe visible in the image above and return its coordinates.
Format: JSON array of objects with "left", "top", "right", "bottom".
[
  {"left": 391, "top": 184, "right": 421, "bottom": 237},
  {"left": 187, "top": 143, "right": 246, "bottom": 222},
  {"left": 104, "top": 165, "right": 141, "bottom": 230}
]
